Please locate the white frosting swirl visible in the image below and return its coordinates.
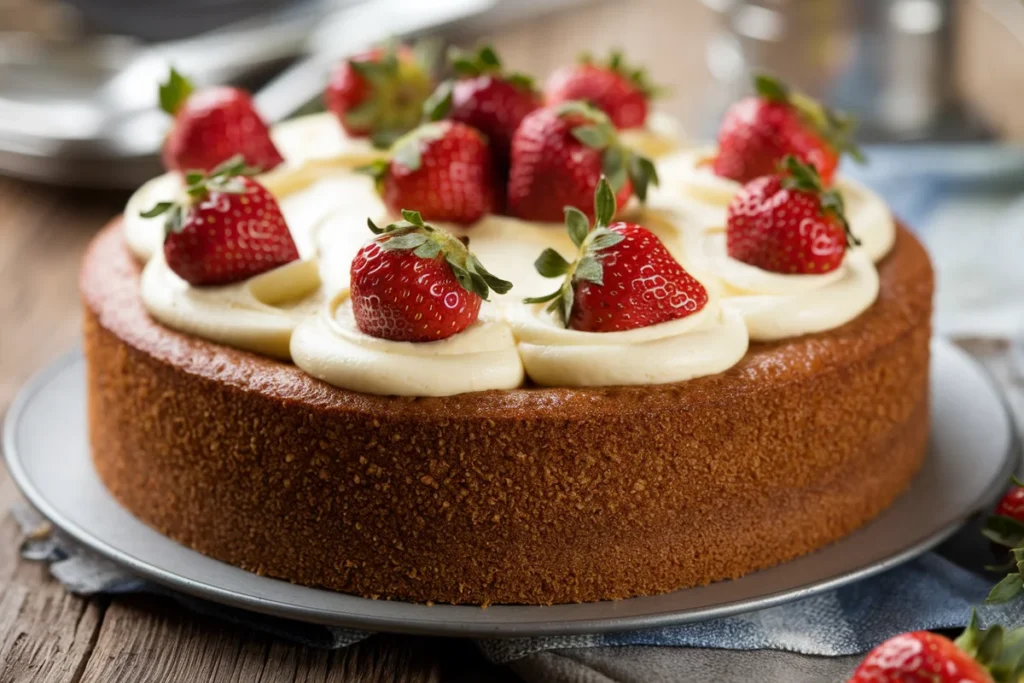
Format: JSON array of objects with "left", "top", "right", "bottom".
[
  {"left": 653, "top": 147, "right": 896, "bottom": 262},
  {"left": 505, "top": 298, "right": 748, "bottom": 387},
  {"left": 141, "top": 255, "right": 322, "bottom": 359},
  {"left": 619, "top": 111, "right": 684, "bottom": 159},
  {"left": 291, "top": 290, "right": 524, "bottom": 396},
  {"left": 691, "top": 231, "right": 880, "bottom": 342}
]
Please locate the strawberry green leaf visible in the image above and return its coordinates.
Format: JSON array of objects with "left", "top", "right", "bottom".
[
  {"left": 356, "top": 158, "right": 390, "bottom": 182},
  {"left": 380, "top": 233, "right": 429, "bottom": 251},
  {"left": 401, "top": 209, "right": 426, "bottom": 227},
  {"left": 780, "top": 155, "right": 858, "bottom": 247},
  {"left": 572, "top": 125, "right": 611, "bottom": 149},
  {"left": 367, "top": 218, "right": 385, "bottom": 235},
  {"left": 139, "top": 202, "right": 174, "bottom": 219},
  {"left": 753, "top": 72, "right": 788, "bottom": 103},
  {"left": 628, "top": 154, "right": 659, "bottom": 202},
  {"left": 602, "top": 146, "right": 627, "bottom": 192},
  {"left": 589, "top": 228, "right": 625, "bottom": 251},
  {"left": 575, "top": 255, "right": 603, "bottom": 285},
  {"left": 558, "top": 282, "right": 574, "bottom": 326},
  {"left": 983, "top": 514, "right": 1024, "bottom": 548},
  {"left": 506, "top": 73, "right": 536, "bottom": 90},
  {"left": 467, "top": 254, "right": 513, "bottom": 295},
  {"left": 478, "top": 45, "right": 501, "bottom": 68},
  {"left": 413, "top": 241, "right": 442, "bottom": 259},
  {"left": 594, "top": 176, "right": 617, "bottom": 227},
  {"left": 423, "top": 80, "right": 454, "bottom": 121},
  {"left": 564, "top": 207, "right": 590, "bottom": 248},
  {"left": 159, "top": 67, "right": 193, "bottom": 116},
  {"left": 523, "top": 290, "right": 560, "bottom": 304},
  {"left": 987, "top": 573, "right": 1024, "bottom": 604},
  {"left": 534, "top": 248, "right": 572, "bottom": 278}
]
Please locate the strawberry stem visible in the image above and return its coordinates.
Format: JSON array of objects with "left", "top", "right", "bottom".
[
  {"left": 367, "top": 210, "right": 512, "bottom": 300},
  {"left": 778, "top": 155, "right": 860, "bottom": 248}
]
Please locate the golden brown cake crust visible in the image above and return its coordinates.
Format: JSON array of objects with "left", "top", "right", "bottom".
[{"left": 81, "top": 219, "right": 934, "bottom": 604}]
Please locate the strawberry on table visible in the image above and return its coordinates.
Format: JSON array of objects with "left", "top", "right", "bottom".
[
  {"left": 350, "top": 210, "right": 512, "bottom": 342},
  {"left": 544, "top": 50, "right": 658, "bottom": 130},
  {"left": 360, "top": 120, "right": 497, "bottom": 225},
  {"left": 325, "top": 43, "right": 434, "bottom": 147},
  {"left": 424, "top": 45, "right": 540, "bottom": 164},
  {"left": 507, "top": 101, "right": 658, "bottom": 223},
  {"left": 981, "top": 477, "right": 1024, "bottom": 604},
  {"left": 140, "top": 156, "right": 299, "bottom": 286},
  {"left": 848, "top": 612, "right": 1024, "bottom": 682},
  {"left": 526, "top": 176, "right": 707, "bottom": 332},
  {"left": 159, "top": 68, "right": 284, "bottom": 174},
  {"left": 713, "top": 73, "right": 862, "bottom": 185},
  {"left": 726, "top": 156, "right": 859, "bottom": 275}
]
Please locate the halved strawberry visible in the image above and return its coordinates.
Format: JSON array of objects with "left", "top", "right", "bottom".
[
  {"left": 423, "top": 45, "right": 541, "bottom": 164},
  {"left": 350, "top": 210, "right": 512, "bottom": 341},
  {"left": 713, "top": 73, "right": 862, "bottom": 185},
  {"left": 507, "top": 101, "right": 657, "bottom": 223},
  {"left": 140, "top": 156, "right": 298, "bottom": 286},
  {"left": 526, "top": 176, "right": 707, "bottom": 332},
  {"left": 544, "top": 50, "right": 658, "bottom": 130},
  {"left": 360, "top": 120, "right": 497, "bottom": 225},
  {"left": 726, "top": 156, "right": 858, "bottom": 275},
  {"left": 159, "top": 68, "right": 284, "bottom": 174},
  {"left": 325, "top": 43, "right": 434, "bottom": 147},
  {"left": 848, "top": 612, "right": 1024, "bottom": 683}
]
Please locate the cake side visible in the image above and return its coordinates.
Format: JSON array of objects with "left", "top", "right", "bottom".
[{"left": 82, "top": 219, "right": 933, "bottom": 604}]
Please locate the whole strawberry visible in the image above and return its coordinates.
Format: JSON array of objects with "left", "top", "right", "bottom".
[
  {"left": 713, "top": 73, "right": 862, "bottom": 185},
  {"left": 848, "top": 613, "right": 1024, "bottom": 683},
  {"left": 141, "top": 156, "right": 299, "bottom": 286},
  {"left": 159, "top": 68, "right": 284, "bottom": 174},
  {"left": 325, "top": 43, "right": 434, "bottom": 146},
  {"left": 361, "top": 121, "right": 496, "bottom": 225},
  {"left": 544, "top": 50, "right": 658, "bottom": 130},
  {"left": 350, "top": 210, "right": 512, "bottom": 341},
  {"left": 726, "top": 156, "right": 858, "bottom": 275},
  {"left": 526, "top": 177, "right": 707, "bottom": 332},
  {"left": 981, "top": 477, "right": 1024, "bottom": 604},
  {"left": 507, "top": 101, "right": 657, "bottom": 223},
  {"left": 424, "top": 45, "right": 540, "bottom": 164}
]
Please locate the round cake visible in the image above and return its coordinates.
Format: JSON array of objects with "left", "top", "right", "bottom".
[{"left": 80, "top": 58, "right": 933, "bottom": 605}]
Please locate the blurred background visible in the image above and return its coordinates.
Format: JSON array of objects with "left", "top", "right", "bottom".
[
  {"left": 1, "top": 0, "right": 1023, "bottom": 407},
  {"left": 1, "top": 0, "right": 1023, "bottom": 185}
]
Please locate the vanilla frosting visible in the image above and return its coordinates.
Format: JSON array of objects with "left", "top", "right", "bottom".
[
  {"left": 124, "top": 110, "right": 893, "bottom": 394},
  {"left": 653, "top": 148, "right": 896, "bottom": 262},
  {"left": 506, "top": 298, "right": 748, "bottom": 387},
  {"left": 291, "top": 290, "right": 524, "bottom": 396},
  {"left": 691, "top": 231, "right": 880, "bottom": 342},
  {"left": 141, "top": 254, "right": 322, "bottom": 359},
  {"left": 619, "top": 111, "right": 684, "bottom": 159}
]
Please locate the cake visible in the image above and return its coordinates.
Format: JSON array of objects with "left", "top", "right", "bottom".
[{"left": 81, "top": 51, "right": 933, "bottom": 605}]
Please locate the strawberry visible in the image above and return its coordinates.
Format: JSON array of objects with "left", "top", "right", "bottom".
[
  {"left": 544, "top": 50, "right": 658, "bottom": 130},
  {"left": 360, "top": 121, "right": 497, "bottom": 225},
  {"left": 725, "top": 156, "right": 858, "bottom": 275},
  {"left": 848, "top": 612, "right": 1024, "bottom": 683},
  {"left": 159, "top": 68, "right": 284, "bottom": 174},
  {"left": 526, "top": 176, "right": 707, "bottom": 332},
  {"left": 507, "top": 102, "right": 657, "bottom": 223},
  {"left": 982, "top": 477, "right": 1024, "bottom": 604},
  {"left": 140, "top": 156, "right": 299, "bottom": 286},
  {"left": 423, "top": 45, "right": 541, "bottom": 164},
  {"left": 350, "top": 210, "right": 512, "bottom": 341},
  {"left": 713, "top": 73, "right": 862, "bottom": 185},
  {"left": 325, "top": 43, "right": 434, "bottom": 146}
]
